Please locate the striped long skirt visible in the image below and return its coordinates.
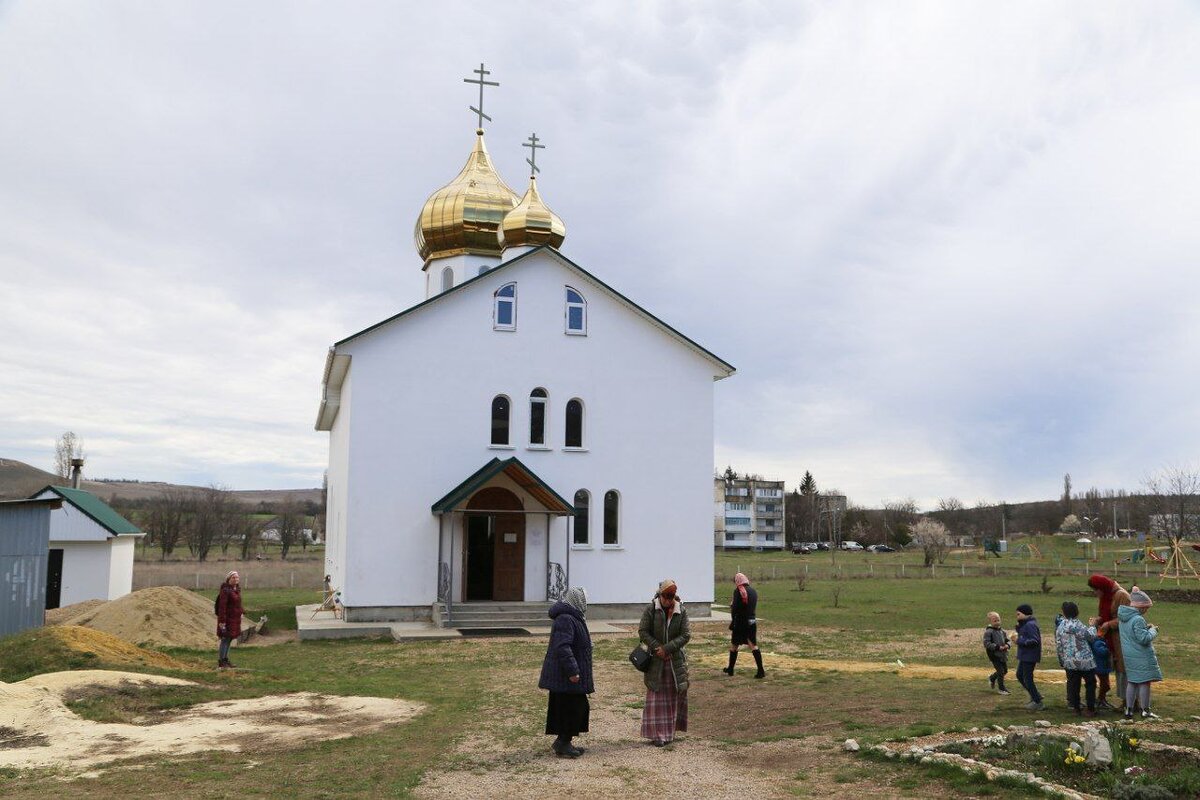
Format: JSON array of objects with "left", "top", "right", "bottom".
[{"left": 640, "top": 657, "right": 688, "bottom": 744}]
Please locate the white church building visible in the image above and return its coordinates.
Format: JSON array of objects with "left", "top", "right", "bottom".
[{"left": 317, "top": 109, "right": 734, "bottom": 623}]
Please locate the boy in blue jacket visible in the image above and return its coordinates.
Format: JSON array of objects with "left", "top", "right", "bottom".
[
  {"left": 1014, "top": 603, "right": 1044, "bottom": 710},
  {"left": 1091, "top": 635, "right": 1113, "bottom": 710}
]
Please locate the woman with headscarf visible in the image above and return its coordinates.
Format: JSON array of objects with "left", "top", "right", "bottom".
[
  {"left": 639, "top": 579, "right": 691, "bottom": 747},
  {"left": 215, "top": 570, "right": 243, "bottom": 669},
  {"left": 538, "top": 586, "right": 593, "bottom": 758},
  {"left": 723, "top": 572, "right": 764, "bottom": 678},
  {"left": 1087, "top": 574, "right": 1131, "bottom": 710}
]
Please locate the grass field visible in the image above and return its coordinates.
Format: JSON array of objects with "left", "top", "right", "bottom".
[{"left": 5, "top": 545, "right": 1199, "bottom": 798}]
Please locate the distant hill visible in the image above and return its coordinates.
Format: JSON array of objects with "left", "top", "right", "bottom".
[{"left": 0, "top": 458, "right": 321, "bottom": 506}]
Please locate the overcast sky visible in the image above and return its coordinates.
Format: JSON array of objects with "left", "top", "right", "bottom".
[{"left": 1, "top": 2, "right": 1197, "bottom": 508}]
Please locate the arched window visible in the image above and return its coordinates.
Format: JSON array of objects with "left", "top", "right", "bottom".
[
  {"left": 565, "top": 286, "right": 587, "bottom": 335},
  {"left": 603, "top": 490, "right": 619, "bottom": 546},
  {"left": 441, "top": 267, "right": 454, "bottom": 292},
  {"left": 493, "top": 283, "right": 516, "bottom": 330},
  {"left": 529, "top": 388, "right": 548, "bottom": 446},
  {"left": 565, "top": 398, "right": 583, "bottom": 448},
  {"left": 573, "top": 489, "right": 590, "bottom": 546},
  {"left": 490, "top": 395, "right": 510, "bottom": 445}
]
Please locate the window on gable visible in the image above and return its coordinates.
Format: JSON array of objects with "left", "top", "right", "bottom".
[
  {"left": 603, "top": 490, "right": 619, "bottom": 545},
  {"left": 529, "top": 388, "right": 547, "bottom": 446},
  {"left": 441, "top": 267, "right": 454, "bottom": 292},
  {"left": 573, "top": 489, "right": 590, "bottom": 546},
  {"left": 565, "top": 286, "right": 587, "bottom": 335},
  {"left": 565, "top": 398, "right": 583, "bottom": 448},
  {"left": 493, "top": 283, "right": 516, "bottom": 330},
  {"left": 490, "top": 395, "right": 510, "bottom": 445}
]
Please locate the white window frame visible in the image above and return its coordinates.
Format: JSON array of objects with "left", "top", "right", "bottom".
[
  {"left": 603, "top": 489, "right": 620, "bottom": 547},
  {"left": 493, "top": 283, "right": 517, "bottom": 331},
  {"left": 489, "top": 394, "right": 512, "bottom": 447},
  {"left": 565, "top": 286, "right": 587, "bottom": 335},
  {"left": 572, "top": 489, "right": 591, "bottom": 548},
  {"left": 564, "top": 397, "right": 585, "bottom": 450},
  {"left": 441, "top": 267, "right": 454, "bottom": 292},
  {"left": 529, "top": 388, "right": 549, "bottom": 448}
]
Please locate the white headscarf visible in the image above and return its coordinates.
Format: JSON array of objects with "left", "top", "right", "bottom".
[{"left": 564, "top": 586, "right": 588, "bottom": 616}]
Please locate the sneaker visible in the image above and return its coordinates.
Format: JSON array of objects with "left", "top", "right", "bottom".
[
  {"left": 989, "top": 675, "right": 997, "bottom": 689},
  {"left": 1124, "top": 711, "right": 1134, "bottom": 721},
  {"left": 1142, "top": 710, "right": 1157, "bottom": 719},
  {"left": 998, "top": 689, "right": 1011, "bottom": 696},
  {"left": 1025, "top": 701, "right": 1044, "bottom": 711}
]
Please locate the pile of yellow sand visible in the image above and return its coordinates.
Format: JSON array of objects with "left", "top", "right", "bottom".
[
  {"left": 45, "top": 598, "right": 107, "bottom": 626},
  {"left": 56, "top": 586, "right": 255, "bottom": 650},
  {"left": 47, "top": 626, "right": 186, "bottom": 670}
]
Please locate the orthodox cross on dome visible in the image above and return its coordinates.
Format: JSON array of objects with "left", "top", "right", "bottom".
[
  {"left": 523, "top": 132, "right": 545, "bottom": 175},
  {"left": 463, "top": 62, "right": 499, "bottom": 130}
]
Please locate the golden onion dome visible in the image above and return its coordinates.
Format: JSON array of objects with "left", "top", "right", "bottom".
[
  {"left": 499, "top": 176, "right": 566, "bottom": 250},
  {"left": 414, "top": 130, "right": 520, "bottom": 261}
]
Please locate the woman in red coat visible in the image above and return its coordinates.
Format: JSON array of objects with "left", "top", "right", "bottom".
[{"left": 216, "top": 570, "right": 243, "bottom": 668}]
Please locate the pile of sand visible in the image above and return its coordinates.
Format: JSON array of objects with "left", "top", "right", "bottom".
[
  {"left": 56, "top": 586, "right": 256, "bottom": 650},
  {"left": 45, "top": 599, "right": 106, "bottom": 626},
  {"left": 47, "top": 626, "right": 187, "bottom": 670}
]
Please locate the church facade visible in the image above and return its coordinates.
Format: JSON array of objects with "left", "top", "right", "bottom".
[{"left": 317, "top": 124, "right": 733, "bottom": 623}]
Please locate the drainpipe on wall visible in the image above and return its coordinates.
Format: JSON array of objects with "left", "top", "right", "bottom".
[{"left": 70, "top": 458, "right": 84, "bottom": 489}]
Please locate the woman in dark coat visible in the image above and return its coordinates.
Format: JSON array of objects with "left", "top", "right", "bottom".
[
  {"left": 216, "top": 570, "right": 243, "bottom": 669},
  {"left": 723, "top": 572, "right": 764, "bottom": 678},
  {"left": 538, "top": 586, "right": 593, "bottom": 758},
  {"left": 639, "top": 579, "right": 691, "bottom": 747}
]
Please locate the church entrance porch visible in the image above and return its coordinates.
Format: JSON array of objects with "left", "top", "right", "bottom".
[{"left": 464, "top": 487, "right": 525, "bottom": 602}]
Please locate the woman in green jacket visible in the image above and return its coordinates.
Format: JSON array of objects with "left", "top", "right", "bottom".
[{"left": 638, "top": 579, "right": 691, "bottom": 746}]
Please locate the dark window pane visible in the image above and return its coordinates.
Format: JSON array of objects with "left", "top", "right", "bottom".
[
  {"left": 498, "top": 284, "right": 515, "bottom": 298},
  {"left": 491, "top": 396, "right": 509, "bottom": 445},
  {"left": 573, "top": 489, "right": 589, "bottom": 545},
  {"left": 565, "top": 399, "right": 583, "bottom": 447},
  {"left": 568, "top": 306, "right": 584, "bottom": 331},
  {"left": 603, "top": 490, "right": 618, "bottom": 545},
  {"left": 496, "top": 300, "right": 513, "bottom": 326},
  {"left": 530, "top": 399, "right": 545, "bottom": 445},
  {"left": 531, "top": 387, "right": 547, "bottom": 398},
  {"left": 566, "top": 288, "right": 583, "bottom": 304}
]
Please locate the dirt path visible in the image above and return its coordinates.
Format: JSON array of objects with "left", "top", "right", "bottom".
[{"left": 0, "top": 670, "right": 424, "bottom": 773}]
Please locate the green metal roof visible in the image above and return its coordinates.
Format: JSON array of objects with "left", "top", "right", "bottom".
[
  {"left": 333, "top": 245, "right": 735, "bottom": 375},
  {"left": 34, "top": 485, "right": 143, "bottom": 536},
  {"left": 431, "top": 457, "right": 575, "bottom": 515}
]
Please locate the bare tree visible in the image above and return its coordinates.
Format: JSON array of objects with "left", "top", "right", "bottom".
[
  {"left": 187, "top": 486, "right": 235, "bottom": 562},
  {"left": 882, "top": 498, "right": 919, "bottom": 547},
  {"left": 237, "top": 513, "right": 267, "bottom": 560},
  {"left": 146, "top": 488, "right": 190, "bottom": 560},
  {"left": 1061, "top": 473, "right": 1073, "bottom": 516},
  {"left": 911, "top": 517, "right": 951, "bottom": 566},
  {"left": 1143, "top": 464, "right": 1200, "bottom": 539},
  {"left": 276, "top": 500, "right": 304, "bottom": 560},
  {"left": 53, "top": 432, "right": 84, "bottom": 480}
]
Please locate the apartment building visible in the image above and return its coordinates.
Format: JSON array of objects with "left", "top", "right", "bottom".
[{"left": 714, "top": 476, "right": 786, "bottom": 550}]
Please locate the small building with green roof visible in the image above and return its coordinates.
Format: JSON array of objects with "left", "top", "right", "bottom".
[{"left": 30, "top": 485, "right": 144, "bottom": 609}]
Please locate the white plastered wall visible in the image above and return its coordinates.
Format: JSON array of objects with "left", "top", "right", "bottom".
[{"left": 57, "top": 542, "right": 113, "bottom": 606}]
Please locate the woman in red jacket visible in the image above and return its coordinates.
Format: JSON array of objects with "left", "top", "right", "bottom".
[{"left": 216, "top": 570, "right": 243, "bottom": 669}]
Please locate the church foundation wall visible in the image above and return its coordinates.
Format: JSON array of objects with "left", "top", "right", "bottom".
[{"left": 344, "top": 605, "right": 433, "bottom": 623}]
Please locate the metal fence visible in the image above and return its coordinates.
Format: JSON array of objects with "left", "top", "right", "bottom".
[{"left": 720, "top": 559, "right": 1188, "bottom": 585}]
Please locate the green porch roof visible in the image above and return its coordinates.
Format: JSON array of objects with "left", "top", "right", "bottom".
[
  {"left": 34, "top": 485, "right": 143, "bottom": 536},
  {"left": 431, "top": 457, "right": 574, "bottom": 516}
]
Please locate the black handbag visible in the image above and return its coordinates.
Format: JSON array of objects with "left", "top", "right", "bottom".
[{"left": 628, "top": 644, "right": 652, "bottom": 672}]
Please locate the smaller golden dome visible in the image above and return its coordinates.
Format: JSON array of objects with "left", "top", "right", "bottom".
[
  {"left": 499, "top": 176, "right": 566, "bottom": 250},
  {"left": 415, "top": 130, "right": 520, "bottom": 261}
]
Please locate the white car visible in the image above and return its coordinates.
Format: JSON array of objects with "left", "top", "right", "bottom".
[{"left": 840, "top": 541, "right": 864, "bottom": 551}]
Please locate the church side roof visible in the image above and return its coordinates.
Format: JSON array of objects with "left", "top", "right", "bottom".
[
  {"left": 332, "top": 246, "right": 735, "bottom": 371},
  {"left": 31, "top": 485, "right": 143, "bottom": 536}
]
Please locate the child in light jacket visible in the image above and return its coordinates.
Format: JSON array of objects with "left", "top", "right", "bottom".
[
  {"left": 1119, "top": 586, "right": 1163, "bottom": 720},
  {"left": 1054, "top": 601, "right": 1097, "bottom": 716}
]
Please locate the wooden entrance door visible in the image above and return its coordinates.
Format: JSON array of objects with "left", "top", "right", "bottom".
[{"left": 466, "top": 487, "right": 525, "bottom": 601}]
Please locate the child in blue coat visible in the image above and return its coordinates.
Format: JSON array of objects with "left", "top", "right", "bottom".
[
  {"left": 1014, "top": 603, "right": 1044, "bottom": 710},
  {"left": 1091, "top": 636, "right": 1113, "bottom": 710},
  {"left": 1119, "top": 587, "right": 1163, "bottom": 720}
]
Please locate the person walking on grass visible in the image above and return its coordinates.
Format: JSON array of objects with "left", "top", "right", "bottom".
[
  {"left": 1054, "top": 601, "right": 1097, "bottom": 717},
  {"left": 723, "top": 572, "right": 765, "bottom": 679},
  {"left": 216, "top": 570, "right": 243, "bottom": 669},
  {"left": 983, "top": 611, "right": 1011, "bottom": 695},
  {"left": 639, "top": 579, "right": 691, "bottom": 747},
  {"left": 1118, "top": 586, "right": 1162, "bottom": 721},
  {"left": 538, "top": 587, "right": 594, "bottom": 759},
  {"left": 1013, "top": 603, "right": 1043, "bottom": 710}
]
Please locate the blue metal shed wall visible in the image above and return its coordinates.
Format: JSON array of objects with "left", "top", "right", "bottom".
[{"left": 0, "top": 505, "right": 51, "bottom": 637}]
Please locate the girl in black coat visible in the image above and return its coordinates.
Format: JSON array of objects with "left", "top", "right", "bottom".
[{"left": 723, "top": 572, "right": 765, "bottom": 678}]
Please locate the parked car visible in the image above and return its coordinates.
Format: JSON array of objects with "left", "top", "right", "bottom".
[
  {"left": 867, "top": 544, "right": 896, "bottom": 553},
  {"left": 814, "top": 542, "right": 831, "bottom": 551},
  {"left": 791, "top": 543, "right": 811, "bottom": 555},
  {"left": 840, "top": 541, "right": 864, "bottom": 551}
]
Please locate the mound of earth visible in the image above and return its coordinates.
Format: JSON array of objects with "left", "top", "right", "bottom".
[
  {"left": 47, "top": 626, "right": 186, "bottom": 670},
  {"left": 0, "top": 670, "right": 425, "bottom": 772},
  {"left": 58, "top": 586, "right": 256, "bottom": 650},
  {"left": 44, "top": 599, "right": 106, "bottom": 626}
]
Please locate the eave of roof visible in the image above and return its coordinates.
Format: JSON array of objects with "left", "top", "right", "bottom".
[
  {"left": 431, "top": 457, "right": 575, "bottom": 516},
  {"left": 33, "top": 485, "right": 143, "bottom": 536}
]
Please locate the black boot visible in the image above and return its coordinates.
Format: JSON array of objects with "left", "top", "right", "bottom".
[
  {"left": 722, "top": 650, "right": 737, "bottom": 675},
  {"left": 752, "top": 648, "right": 765, "bottom": 678}
]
